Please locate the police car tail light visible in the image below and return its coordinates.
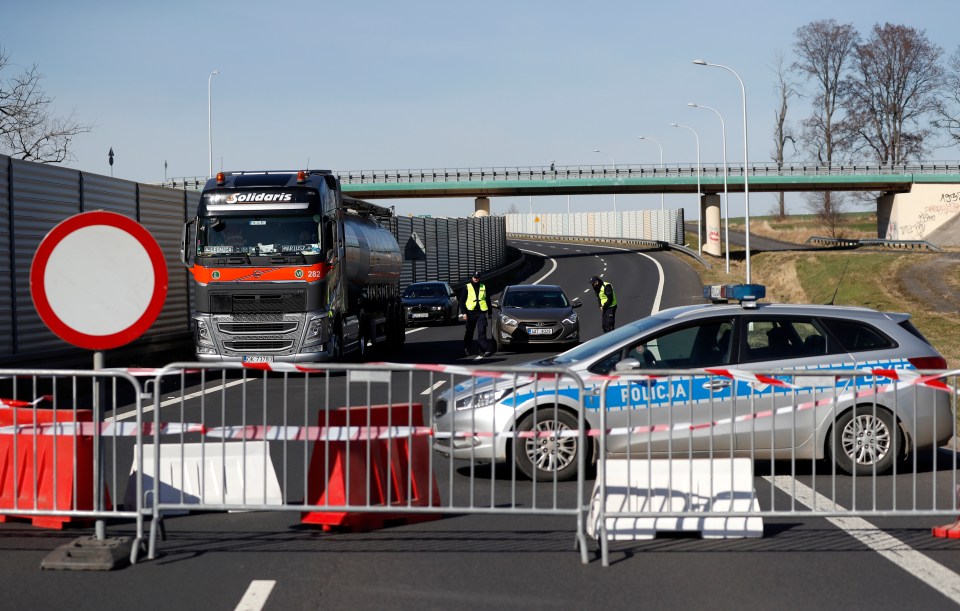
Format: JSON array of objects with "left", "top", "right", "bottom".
[
  {"left": 216, "top": 172, "right": 225, "bottom": 186},
  {"left": 703, "top": 283, "right": 766, "bottom": 307},
  {"left": 908, "top": 356, "right": 947, "bottom": 371},
  {"left": 297, "top": 170, "right": 307, "bottom": 183}
]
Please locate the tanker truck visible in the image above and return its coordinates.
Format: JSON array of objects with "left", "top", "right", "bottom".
[{"left": 180, "top": 169, "right": 405, "bottom": 362}]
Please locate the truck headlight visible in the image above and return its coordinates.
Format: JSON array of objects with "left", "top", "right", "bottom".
[
  {"left": 454, "top": 387, "right": 513, "bottom": 411},
  {"left": 303, "top": 315, "right": 325, "bottom": 346},
  {"left": 194, "top": 318, "right": 214, "bottom": 347}
]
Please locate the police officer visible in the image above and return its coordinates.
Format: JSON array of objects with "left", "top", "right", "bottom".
[
  {"left": 590, "top": 275, "right": 617, "bottom": 333},
  {"left": 460, "top": 271, "right": 494, "bottom": 356}
]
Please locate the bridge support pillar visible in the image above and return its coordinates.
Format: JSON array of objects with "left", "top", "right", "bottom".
[
  {"left": 702, "top": 194, "right": 721, "bottom": 257},
  {"left": 878, "top": 184, "right": 960, "bottom": 246},
  {"left": 474, "top": 197, "right": 490, "bottom": 217}
]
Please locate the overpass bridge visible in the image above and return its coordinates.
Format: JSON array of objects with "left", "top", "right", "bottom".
[{"left": 164, "top": 162, "right": 960, "bottom": 246}]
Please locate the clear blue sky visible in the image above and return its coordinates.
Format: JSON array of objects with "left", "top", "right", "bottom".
[{"left": 3, "top": 0, "right": 959, "bottom": 218}]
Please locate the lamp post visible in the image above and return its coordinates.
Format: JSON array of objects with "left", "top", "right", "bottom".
[
  {"left": 207, "top": 69, "right": 219, "bottom": 178},
  {"left": 693, "top": 59, "right": 751, "bottom": 283},
  {"left": 637, "top": 136, "right": 664, "bottom": 212},
  {"left": 669, "top": 123, "right": 702, "bottom": 255},
  {"left": 688, "top": 103, "right": 730, "bottom": 273},
  {"left": 593, "top": 149, "right": 617, "bottom": 214}
]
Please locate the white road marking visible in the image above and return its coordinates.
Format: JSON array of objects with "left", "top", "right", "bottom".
[
  {"left": 112, "top": 377, "right": 254, "bottom": 422},
  {"left": 235, "top": 580, "right": 276, "bottom": 611},
  {"left": 421, "top": 380, "right": 446, "bottom": 395},
  {"left": 405, "top": 326, "right": 428, "bottom": 335},
  {"left": 594, "top": 245, "right": 665, "bottom": 314},
  {"left": 518, "top": 248, "right": 558, "bottom": 284},
  {"left": 766, "top": 476, "right": 960, "bottom": 605}
]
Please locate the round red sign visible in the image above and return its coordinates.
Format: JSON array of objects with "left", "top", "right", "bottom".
[{"left": 30, "top": 211, "right": 168, "bottom": 351}]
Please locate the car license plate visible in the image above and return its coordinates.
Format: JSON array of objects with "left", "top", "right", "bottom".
[
  {"left": 528, "top": 328, "right": 552, "bottom": 335},
  {"left": 412, "top": 313, "right": 429, "bottom": 318},
  {"left": 242, "top": 355, "right": 274, "bottom": 363}
]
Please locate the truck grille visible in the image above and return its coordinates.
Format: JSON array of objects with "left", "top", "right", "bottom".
[
  {"left": 218, "top": 321, "right": 299, "bottom": 334},
  {"left": 223, "top": 340, "right": 293, "bottom": 352}
]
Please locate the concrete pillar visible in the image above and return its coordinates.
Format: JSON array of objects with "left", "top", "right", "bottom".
[
  {"left": 702, "top": 194, "right": 722, "bottom": 257},
  {"left": 474, "top": 197, "right": 490, "bottom": 216},
  {"left": 877, "top": 183, "right": 960, "bottom": 246}
]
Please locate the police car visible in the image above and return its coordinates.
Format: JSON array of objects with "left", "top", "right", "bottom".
[{"left": 432, "top": 285, "right": 953, "bottom": 481}]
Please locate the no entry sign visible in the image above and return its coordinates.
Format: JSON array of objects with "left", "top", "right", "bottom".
[{"left": 30, "top": 211, "right": 168, "bottom": 351}]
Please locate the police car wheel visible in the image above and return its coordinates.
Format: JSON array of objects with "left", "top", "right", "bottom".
[
  {"left": 515, "top": 409, "right": 581, "bottom": 482},
  {"left": 831, "top": 406, "right": 901, "bottom": 476}
]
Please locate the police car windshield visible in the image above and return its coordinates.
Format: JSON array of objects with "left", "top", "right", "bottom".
[
  {"left": 543, "top": 316, "right": 665, "bottom": 366},
  {"left": 198, "top": 215, "right": 320, "bottom": 256}
]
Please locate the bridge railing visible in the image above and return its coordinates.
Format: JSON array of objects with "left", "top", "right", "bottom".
[{"left": 160, "top": 161, "right": 960, "bottom": 189}]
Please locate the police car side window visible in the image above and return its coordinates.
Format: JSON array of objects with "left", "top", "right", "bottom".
[
  {"left": 741, "top": 317, "right": 835, "bottom": 362},
  {"left": 820, "top": 318, "right": 893, "bottom": 352}
]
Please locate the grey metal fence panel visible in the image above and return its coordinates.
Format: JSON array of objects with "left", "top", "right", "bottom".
[
  {"left": 10, "top": 159, "right": 82, "bottom": 355},
  {"left": 435, "top": 220, "right": 449, "bottom": 281},
  {"left": 138, "top": 184, "right": 190, "bottom": 338},
  {"left": 0, "top": 156, "right": 12, "bottom": 355},
  {"left": 81, "top": 173, "right": 137, "bottom": 216}
]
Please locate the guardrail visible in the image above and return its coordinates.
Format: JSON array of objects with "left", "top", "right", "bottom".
[
  {"left": 507, "top": 233, "right": 711, "bottom": 268},
  {"left": 806, "top": 236, "right": 942, "bottom": 251},
  {"left": 159, "top": 161, "right": 960, "bottom": 190}
]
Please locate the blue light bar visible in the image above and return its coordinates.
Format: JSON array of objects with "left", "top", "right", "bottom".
[{"left": 703, "top": 284, "right": 766, "bottom": 304}]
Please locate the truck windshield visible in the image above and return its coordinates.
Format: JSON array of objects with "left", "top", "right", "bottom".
[{"left": 198, "top": 215, "right": 320, "bottom": 256}]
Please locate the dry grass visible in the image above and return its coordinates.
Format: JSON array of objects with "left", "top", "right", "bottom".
[{"left": 729, "top": 217, "right": 875, "bottom": 244}]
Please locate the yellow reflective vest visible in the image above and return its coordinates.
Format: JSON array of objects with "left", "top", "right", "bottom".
[
  {"left": 465, "top": 283, "right": 488, "bottom": 312},
  {"left": 598, "top": 281, "right": 617, "bottom": 309}
]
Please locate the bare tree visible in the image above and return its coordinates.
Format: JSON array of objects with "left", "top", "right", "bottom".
[
  {"left": 792, "top": 19, "right": 860, "bottom": 222},
  {"left": 933, "top": 45, "right": 960, "bottom": 147},
  {"left": 844, "top": 23, "right": 944, "bottom": 164},
  {"left": 0, "top": 48, "right": 92, "bottom": 163},
  {"left": 770, "top": 51, "right": 798, "bottom": 218}
]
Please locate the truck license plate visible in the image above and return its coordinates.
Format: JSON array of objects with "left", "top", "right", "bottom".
[{"left": 242, "top": 356, "right": 274, "bottom": 363}]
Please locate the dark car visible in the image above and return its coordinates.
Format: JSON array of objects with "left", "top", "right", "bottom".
[
  {"left": 402, "top": 281, "right": 459, "bottom": 325},
  {"left": 492, "top": 284, "right": 581, "bottom": 350}
]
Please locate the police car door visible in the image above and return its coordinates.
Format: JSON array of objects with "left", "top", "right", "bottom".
[
  {"left": 595, "top": 317, "right": 737, "bottom": 456},
  {"left": 733, "top": 316, "right": 855, "bottom": 455}
]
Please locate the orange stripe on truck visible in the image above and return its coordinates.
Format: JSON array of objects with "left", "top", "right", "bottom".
[{"left": 190, "top": 263, "right": 330, "bottom": 283}]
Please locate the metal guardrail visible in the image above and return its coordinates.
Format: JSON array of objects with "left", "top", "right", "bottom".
[
  {"left": 806, "top": 236, "right": 943, "bottom": 251},
  {"left": 507, "top": 233, "right": 711, "bottom": 268},
  {"left": 159, "top": 161, "right": 960, "bottom": 190}
]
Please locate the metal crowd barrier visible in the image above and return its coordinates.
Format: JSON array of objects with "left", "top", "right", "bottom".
[
  {"left": 144, "top": 362, "right": 591, "bottom": 562},
  {"left": 591, "top": 367, "right": 959, "bottom": 566},
  {"left": 0, "top": 368, "right": 147, "bottom": 565},
  {"left": 6, "top": 363, "right": 956, "bottom": 568}
]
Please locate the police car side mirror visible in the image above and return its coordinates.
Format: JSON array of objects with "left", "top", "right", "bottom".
[{"left": 614, "top": 358, "right": 641, "bottom": 372}]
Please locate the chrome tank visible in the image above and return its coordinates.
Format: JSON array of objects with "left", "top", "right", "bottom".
[{"left": 341, "top": 213, "right": 402, "bottom": 287}]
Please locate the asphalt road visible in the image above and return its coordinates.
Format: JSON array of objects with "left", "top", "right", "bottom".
[{"left": 3, "top": 239, "right": 960, "bottom": 611}]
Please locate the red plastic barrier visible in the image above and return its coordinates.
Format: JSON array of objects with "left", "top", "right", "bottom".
[
  {"left": 0, "top": 407, "right": 109, "bottom": 528},
  {"left": 301, "top": 403, "right": 442, "bottom": 531}
]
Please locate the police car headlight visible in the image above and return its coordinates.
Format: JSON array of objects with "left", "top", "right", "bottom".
[
  {"left": 500, "top": 314, "right": 518, "bottom": 327},
  {"left": 562, "top": 311, "right": 578, "bottom": 325},
  {"left": 455, "top": 387, "right": 514, "bottom": 411}
]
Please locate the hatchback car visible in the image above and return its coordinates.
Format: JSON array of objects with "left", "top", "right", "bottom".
[
  {"left": 432, "top": 285, "right": 953, "bottom": 481},
  {"left": 402, "top": 281, "right": 459, "bottom": 325},
  {"left": 492, "top": 284, "right": 582, "bottom": 351}
]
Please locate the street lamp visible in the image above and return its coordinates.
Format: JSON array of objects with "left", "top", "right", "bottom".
[
  {"left": 693, "top": 59, "right": 751, "bottom": 283},
  {"left": 688, "top": 103, "right": 730, "bottom": 273},
  {"left": 208, "top": 69, "right": 219, "bottom": 178},
  {"left": 669, "top": 123, "right": 702, "bottom": 256},
  {"left": 637, "top": 136, "right": 664, "bottom": 212},
  {"left": 593, "top": 149, "right": 617, "bottom": 214}
]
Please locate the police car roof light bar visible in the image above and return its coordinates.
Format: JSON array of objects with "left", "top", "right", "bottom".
[{"left": 703, "top": 284, "right": 766, "bottom": 307}]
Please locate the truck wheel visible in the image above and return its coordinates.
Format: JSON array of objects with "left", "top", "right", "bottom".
[
  {"left": 830, "top": 406, "right": 902, "bottom": 476},
  {"left": 515, "top": 409, "right": 581, "bottom": 482}
]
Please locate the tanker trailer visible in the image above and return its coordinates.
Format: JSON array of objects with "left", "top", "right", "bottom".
[{"left": 180, "top": 169, "right": 404, "bottom": 362}]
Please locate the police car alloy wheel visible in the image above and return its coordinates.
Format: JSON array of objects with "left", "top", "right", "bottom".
[
  {"left": 831, "top": 406, "right": 902, "bottom": 476},
  {"left": 515, "top": 409, "right": 581, "bottom": 482}
]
